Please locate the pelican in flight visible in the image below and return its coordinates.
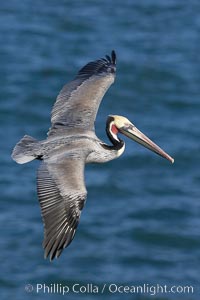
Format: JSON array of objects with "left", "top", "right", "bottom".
[{"left": 12, "top": 51, "right": 174, "bottom": 261}]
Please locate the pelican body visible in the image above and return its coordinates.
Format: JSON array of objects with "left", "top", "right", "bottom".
[{"left": 12, "top": 51, "right": 174, "bottom": 261}]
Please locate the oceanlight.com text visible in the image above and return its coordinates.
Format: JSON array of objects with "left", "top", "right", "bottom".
[{"left": 25, "top": 282, "right": 194, "bottom": 296}]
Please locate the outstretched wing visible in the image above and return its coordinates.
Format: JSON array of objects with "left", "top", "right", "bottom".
[
  {"left": 48, "top": 50, "right": 116, "bottom": 136},
  {"left": 37, "top": 158, "right": 87, "bottom": 261}
]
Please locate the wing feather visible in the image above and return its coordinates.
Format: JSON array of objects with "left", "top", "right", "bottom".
[
  {"left": 48, "top": 51, "right": 116, "bottom": 135},
  {"left": 37, "top": 159, "right": 87, "bottom": 261}
]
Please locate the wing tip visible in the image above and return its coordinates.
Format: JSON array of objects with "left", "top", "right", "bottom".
[
  {"left": 105, "top": 50, "right": 116, "bottom": 65},
  {"left": 111, "top": 50, "right": 116, "bottom": 65},
  {"left": 42, "top": 228, "right": 77, "bottom": 261},
  {"left": 77, "top": 50, "right": 117, "bottom": 78}
]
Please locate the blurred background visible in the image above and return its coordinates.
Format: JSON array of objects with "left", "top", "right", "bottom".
[{"left": 1, "top": 0, "right": 200, "bottom": 299}]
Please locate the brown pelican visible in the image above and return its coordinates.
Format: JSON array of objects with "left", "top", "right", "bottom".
[{"left": 12, "top": 51, "right": 174, "bottom": 261}]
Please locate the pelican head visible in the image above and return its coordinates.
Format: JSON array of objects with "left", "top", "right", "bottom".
[{"left": 106, "top": 115, "right": 174, "bottom": 163}]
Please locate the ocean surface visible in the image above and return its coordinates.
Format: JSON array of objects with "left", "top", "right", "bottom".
[{"left": 1, "top": 0, "right": 200, "bottom": 299}]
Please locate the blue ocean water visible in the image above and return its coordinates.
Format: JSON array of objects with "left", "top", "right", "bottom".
[{"left": 1, "top": 0, "right": 200, "bottom": 299}]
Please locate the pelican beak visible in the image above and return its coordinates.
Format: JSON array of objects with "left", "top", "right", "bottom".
[{"left": 117, "top": 118, "right": 174, "bottom": 163}]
